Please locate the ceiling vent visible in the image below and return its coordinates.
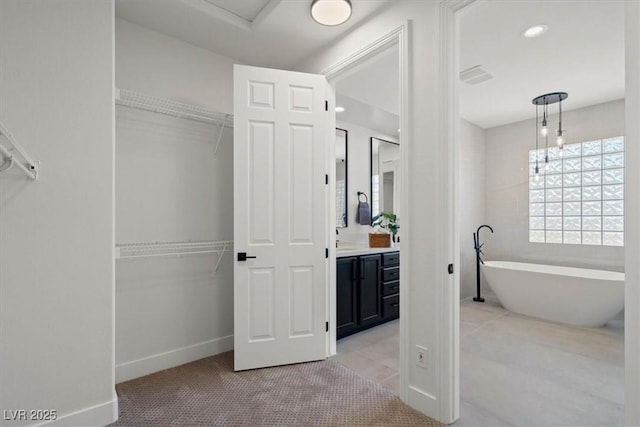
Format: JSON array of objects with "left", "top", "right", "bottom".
[{"left": 460, "top": 65, "right": 493, "bottom": 85}]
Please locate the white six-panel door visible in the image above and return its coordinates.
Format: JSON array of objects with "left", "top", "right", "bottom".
[{"left": 233, "top": 64, "right": 329, "bottom": 371}]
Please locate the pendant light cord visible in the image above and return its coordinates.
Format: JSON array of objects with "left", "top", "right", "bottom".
[{"left": 544, "top": 101, "right": 549, "bottom": 164}]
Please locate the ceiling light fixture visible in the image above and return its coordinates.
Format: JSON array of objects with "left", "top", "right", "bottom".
[
  {"left": 523, "top": 24, "right": 548, "bottom": 38},
  {"left": 532, "top": 92, "right": 568, "bottom": 182},
  {"left": 311, "top": 0, "right": 352, "bottom": 26},
  {"left": 335, "top": 106, "right": 345, "bottom": 113}
]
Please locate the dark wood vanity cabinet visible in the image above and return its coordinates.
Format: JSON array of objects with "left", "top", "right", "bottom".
[
  {"left": 358, "top": 254, "right": 383, "bottom": 326},
  {"left": 337, "top": 251, "right": 399, "bottom": 339},
  {"left": 381, "top": 252, "right": 400, "bottom": 319},
  {"left": 336, "top": 257, "right": 359, "bottom": 338}
]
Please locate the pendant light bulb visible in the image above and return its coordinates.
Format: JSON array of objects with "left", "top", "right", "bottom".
[
  {"left": 558, "top": 146, "right": 564, "bottom": 157},
  {"left": 541, "top": 106, "right": 548, "bottom": 137},
  {"left": 557, "top": 129, "right": 564, "bottom": 146}
]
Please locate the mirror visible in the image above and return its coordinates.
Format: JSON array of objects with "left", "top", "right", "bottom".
[
  {"left": 336, "top": 128, "right": 348, "bottom": 228},
  {"left": 370, "top": 137, "right": 400, "bottom": 220}
]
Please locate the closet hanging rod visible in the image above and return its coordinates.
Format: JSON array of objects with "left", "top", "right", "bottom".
[
  {"left": 0, "top": 120, "right": 38, "bottom": 180},
  {"left": 115, "top": 88, "right": 234, "bottom": 128}
]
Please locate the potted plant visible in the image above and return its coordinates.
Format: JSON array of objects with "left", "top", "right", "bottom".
[{"left": 372, "top": 211, "right": 400, "bottom": 243}]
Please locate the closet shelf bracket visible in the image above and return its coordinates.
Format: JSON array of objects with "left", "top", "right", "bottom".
[
  {"left": 0, "top": 120, "right": 39, "bottom": 180},
  {"left": 213, "top": 245, "right": 227, "bottom": 271},
  {"left": 214, "top": 124, "right": 225, "bottom": 156}
]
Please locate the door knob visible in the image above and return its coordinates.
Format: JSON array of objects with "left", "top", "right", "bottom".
[{"left": 237, "top": 252, "right": 257, "bottom": 261}]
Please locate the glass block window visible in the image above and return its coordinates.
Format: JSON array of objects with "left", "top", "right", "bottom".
[{"left": 529, "top": 136, "right": 624, "bottom": 246}]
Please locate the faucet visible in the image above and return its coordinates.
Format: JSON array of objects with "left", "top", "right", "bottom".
[{"left": 473, "top": 224, "right": 494, "bottom": 302}]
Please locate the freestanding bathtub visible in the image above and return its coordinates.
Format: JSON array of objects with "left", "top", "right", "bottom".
[{"left": 481, "top": 261, "right": 624, "bottom": 327}]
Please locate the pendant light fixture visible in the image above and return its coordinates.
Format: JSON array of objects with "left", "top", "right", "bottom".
[
  {"left": 532, "top": 92, "right": 568, "bottom": 181},
  {"left": 311, "top": 0, "right": 352, "bottom": 26}
]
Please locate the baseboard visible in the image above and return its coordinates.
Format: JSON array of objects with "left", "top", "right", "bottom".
[
  {"left": 115, "top": 335, "right": 234, "bottom": 383},
  {"left": 408, "top": 386, "right": 439, "bottom": 421},
  {"left": 31, "top": 394, "right": 118, "bottom": 427}
]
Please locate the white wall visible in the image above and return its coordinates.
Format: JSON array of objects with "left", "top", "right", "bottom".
[
  {"left": 336, "top": 120, "right": 398, "bottom": 246},
  {"left": 115, "top": 18, "right": 233, "bottom": 114},
  {"left": 114, "top": 19, "right": 235, "bottom": 381},
  {"left": 298, "top": 1, "right": 449, "bottom": 420},
  {"left": 485, "top": 99, "right": 625, "bottom": 271},
  {"left": 0, "top": 1, "right": 116, "bottom": 425},
  {"left": 459, "top": 119, "right": 486, "bottom": 299}
]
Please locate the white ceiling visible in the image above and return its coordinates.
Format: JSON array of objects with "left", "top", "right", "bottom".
[
  {"left": 202, "top": 0, "right": 272, "bottom": 21},
  {"left": 115, "top": 0, "right": 622, "bottom": 132},
  {"left": 460, "top": 0, "right": 625, "bottom": 129},
  {"left": 115, "top": 0, "right": 391, "bottom": 69}
]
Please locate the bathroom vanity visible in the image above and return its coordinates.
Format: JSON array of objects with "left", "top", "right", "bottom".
[{"left": 336, "top": 248, "right": 399, "bottom": 339}]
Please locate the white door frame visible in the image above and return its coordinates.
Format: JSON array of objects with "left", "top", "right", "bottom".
[
  {"left": 440, "top": 0, "right": 640, "bottom": 425},
  {"left": 624, "top": 3, "right": 640, "bottom": 426},
  {"left": 321, "top": 24, "right": 410, "bottom": 401},
  {"left": 437, "top": 0, "right": 476, "bottom": 422}
]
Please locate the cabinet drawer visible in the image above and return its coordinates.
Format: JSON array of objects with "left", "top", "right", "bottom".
[
  {"left": 382, "top": 252, "right": 400, "bottom": 266},
  {"left": 383, "top": 281, "right": 400, "bottom": 296},
  {"left": 382, "top": 266, "right": 400, "bottom": 282},
  {"left": 383, "top": 295, "right": 400, "bottom": 318}
]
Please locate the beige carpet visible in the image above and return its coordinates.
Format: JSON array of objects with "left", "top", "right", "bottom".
[{"left": 111, "top": 351, "right": 444, "bottom": 426}]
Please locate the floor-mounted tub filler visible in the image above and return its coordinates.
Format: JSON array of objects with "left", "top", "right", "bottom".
[{"left": 481, "top": 261, "right": 624, "bottom": 327}]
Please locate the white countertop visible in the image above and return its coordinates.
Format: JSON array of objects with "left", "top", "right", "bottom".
[{"left": 335, "top": 246, "right": 400, "bottom": 258}]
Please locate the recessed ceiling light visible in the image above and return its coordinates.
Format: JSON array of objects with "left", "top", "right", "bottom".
[
  {"left": 523, "top": 24, "right": 548, "bottom": 38},
  {"left": 335, "top": 106, "right": 345, "bottom": 113},
  {"left": 311, "top": 0, "right": 352, "bottom": 26},
  {"left": 397, "top": 128, "right": 401, "bottom": 133}
]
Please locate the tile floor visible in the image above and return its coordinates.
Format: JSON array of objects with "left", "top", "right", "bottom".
[{"left": 333, "top": 297, "right": 624, "bottom": 427}]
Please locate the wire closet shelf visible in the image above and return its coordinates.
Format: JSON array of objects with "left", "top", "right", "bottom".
[
  {"left": 115, "top": 88, "right": 233, "bottom": 155},
  {"left": 115, "top": 240, "right": 233, "bottom": 271}
]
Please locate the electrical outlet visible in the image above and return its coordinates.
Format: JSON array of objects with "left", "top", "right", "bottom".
[{"left": 415, "top": 345, "right": 428, "bottom": 369}]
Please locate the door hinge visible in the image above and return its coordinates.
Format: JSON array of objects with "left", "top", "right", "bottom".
[
  {"left": 448, "top": 264, "right": 454, "bottom": 274},
  {"left": 326, "top": 321, "right": 329, "bottom": 332},
  {"left": 325, "top": 174, "right": 328, "bottom": 184},
  {"left": 325, "top": 248, "right": 329, "bottom": 258},
  {"left": 325, "top": 100, "right": 328, "bottom": 111}
]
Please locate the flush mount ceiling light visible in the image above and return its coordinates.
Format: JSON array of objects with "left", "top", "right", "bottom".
[
  {"left": 311, "top": 0, "right": 352, "bottom": 26},
  {"left": 532, "top": 92, "right": 568, "bottom": 182},
  {"left": 523, "top": 24, "right": 548, "bottom": 38},
  {"left": 335, "top": 106, "right": 345, "bottom": 112}
]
